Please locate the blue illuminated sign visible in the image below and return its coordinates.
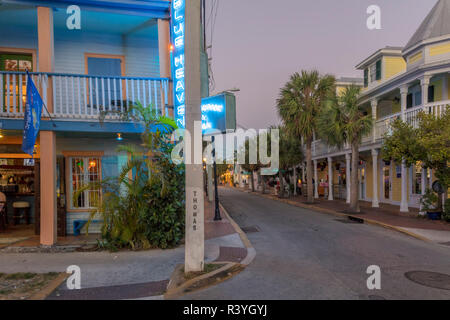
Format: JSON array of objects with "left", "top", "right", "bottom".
[
  {"left": 171, "top": 0, "right": 185, "bottom": 129},
  {"left": 201, "top": 93, "right": 236, "bottom": 135}
]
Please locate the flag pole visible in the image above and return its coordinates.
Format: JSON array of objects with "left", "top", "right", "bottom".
[{"left": 26, "top": 70, "right": 57, "bottom": 128}]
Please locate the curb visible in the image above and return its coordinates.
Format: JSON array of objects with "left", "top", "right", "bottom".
[
  {"left": 29, "top": 273, "right": 68, "bottom": 300},
  {"left": 218, "top": 202, "right": 256, "bottom": 266},
  {"left": 232, "top": 187, "right": 432, "bottom": 243},
  {"left": 164, "top": 262, "right": 242, "bottom": 299},
  {"left": 164, "top": 201, "right": 256, "bottom": 299}
]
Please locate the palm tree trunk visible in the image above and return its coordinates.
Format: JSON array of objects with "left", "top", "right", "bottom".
[
  {"left": 350, "top": 142, "right": 360, "bottom": 212},
  {"left": 250, "top": 171, "right": 255, "bottom": 192},
  {"left": 306, "top": 139, "right": 314, "bottom": 203}
]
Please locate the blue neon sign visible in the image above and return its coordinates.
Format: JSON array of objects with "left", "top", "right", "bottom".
[
  {"left": 171, "top": 0, "right": 185, "bottom": 129},
  {"left": 201, "top": 93, "right": 236, "bottom": 135}
]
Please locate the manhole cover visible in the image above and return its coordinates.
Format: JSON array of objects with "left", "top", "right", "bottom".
[
  {"left": 404, "top": 271, "right": 450, "bottom": 290},
  {"left": 241, "top": 226, "right": 259, "bottom": 233}
]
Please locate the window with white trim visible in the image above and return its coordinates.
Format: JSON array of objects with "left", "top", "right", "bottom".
[{"left": 70, "top": 157, "right": 101, "bottom": 209}]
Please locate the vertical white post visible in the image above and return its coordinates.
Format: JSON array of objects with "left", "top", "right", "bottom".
[
  {"left": 429, "top": 169, "right": 433, "bottom": 189},
  {"left": 421, "top": 167, "right": 426, "bottom": 194},
  {"left": 400, "top": 159, "right": 409, "bottom": 212},
  {"left": 328, "top": 157, "right": 333, "bottom": 200},
  {"left": 293, "top": 166, "right": 297, "bottom": 196},
  {"left": 313, "top": 160, "right": 319, "bottom": 199},
  {"left": 421, "top": 76, "right": 430, "bottom": 106},
  {"left": 371, "top": 149, "right": 379, "bottom": 207},
  {"left": 371, "top": 99, "right": 377, "bottom": 143},
  {"left": 345, "top": 153, "right": 351, "bottom": 204},
  {"left": 184, "top": 0, "right": 204, "bottom": 273},
  {"left": 400, "top": 85, "right": 408, "bottom": 122}
]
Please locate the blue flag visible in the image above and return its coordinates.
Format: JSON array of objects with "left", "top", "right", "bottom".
[{"left": 22, "top": 72, "right": 43, "bottom": 156}]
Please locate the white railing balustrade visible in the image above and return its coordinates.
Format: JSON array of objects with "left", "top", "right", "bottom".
[{"left": 0, "top": 71, "right": 169, "bottom": 120}]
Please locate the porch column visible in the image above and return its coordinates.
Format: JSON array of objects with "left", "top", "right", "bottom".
[
  {"left": 371, "top": 99, "right": 377, "bottom": 142},
  {"left": 429, "top": 169, "right": 433, "bottom": 189},
  {"left": 400, "top": 159, "right": 409, "bottom": 212},
  {"left": 313, "top": 159, "right": 319, "bottom": 199},
  {"left": 37, "top": 6, "right": 54, "bottom": 111},
  {"left": 158, "top": 19, "right": 173, "bottom": 117},
  {"left": 345, "top": 153, "right": 351, "bottom": 204},
  {"left": 400, "top": 85, "right": 408, "bottom": 122},
  {"left": 38, "top": 7, "right": 57, "bottom": 246},
  {"left": 40, "top": 132, "right": 57, "bottom": 245},
  {"left": 371, "top": 149, "right": 379, "bottom": 207},
  {"left": 421, "top": 167, "right": 427, "bottom": 195},
  {"left": 293, "top": 166, "right": 297, "bottom": 196},
  {"left": 302, "top": 163, "right": 306, "bottom": 182},
  {"left": 327, "top": 157, "right": 333, "bottom": 200},
  {"left": 421, "top": 75, "right": 431, "bottom": 106}
]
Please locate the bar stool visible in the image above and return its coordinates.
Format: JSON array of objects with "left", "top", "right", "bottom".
[{"left": 12, "top": 201, "right": 30, "bottom": 225}]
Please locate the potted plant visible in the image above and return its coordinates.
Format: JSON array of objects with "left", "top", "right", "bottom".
[{"left": 420, "top": 189, "right": 441, "bottom": 220}]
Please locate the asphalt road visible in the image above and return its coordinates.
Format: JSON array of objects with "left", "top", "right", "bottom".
[{"left": 182, "top": 187, "right": 450, "bottom": 300}]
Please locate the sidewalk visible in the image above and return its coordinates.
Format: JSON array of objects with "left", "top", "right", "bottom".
[
  {"left": 0, "top": 196, "right": 249, "bottom": 300},
  {"left": 233, "top": 186, "right": 450, "bottom": 244}
]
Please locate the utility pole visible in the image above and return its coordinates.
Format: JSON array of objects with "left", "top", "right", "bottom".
[{"left": 184, "top": 0, "right": 204, "bottom": 273}]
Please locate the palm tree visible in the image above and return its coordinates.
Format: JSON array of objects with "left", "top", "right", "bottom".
[
  {"left": 278, "top": 125, "right": 304, "bottom": 198},
  {"left": 318, "top": 85, "right": 373, "bottom": 212},
  {"left": 277, "top": 70, "right": 335, "bottom": 203}
]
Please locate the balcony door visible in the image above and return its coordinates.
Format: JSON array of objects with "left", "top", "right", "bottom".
[{"left": 85, "top": 54, "right": 124, "bottom": 111}]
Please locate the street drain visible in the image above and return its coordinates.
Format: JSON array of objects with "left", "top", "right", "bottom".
[
  {"left": 404, "top": 271, "right": 450, "bottom": 290},
  {"left": 439, "top": 241, "right": 450, "bottom": 246},
  {"left": 334, "top": 217, "right": 363, "bottom": 224},
  {"left": 368, "top": 295, "right": 386, "bottom": 300},
  {"left": 241, "top": 226, "right": 259, "bottom": 233}
]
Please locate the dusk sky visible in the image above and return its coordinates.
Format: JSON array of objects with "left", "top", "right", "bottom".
[{"left": 205, "top": 0, "right": 437, "bottom": 129}]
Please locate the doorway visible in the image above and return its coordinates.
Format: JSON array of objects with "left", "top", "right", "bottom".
[{"left": 382, "top": 162, "right": 392, "bottom": 201}]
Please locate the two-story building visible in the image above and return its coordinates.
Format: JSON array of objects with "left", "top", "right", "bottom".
[
  {"left": 0, "top": 0, "right": 174, "bottom": 245},
  {"left": 309, "top": 0, "right": 450, "bottom": 212}
]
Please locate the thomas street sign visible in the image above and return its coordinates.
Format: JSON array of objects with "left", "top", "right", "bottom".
[{"left": 201, "top": 92, "right": 236, "bottom": 135}]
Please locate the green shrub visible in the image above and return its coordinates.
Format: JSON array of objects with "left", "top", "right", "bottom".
[
  {"left": 78, "top": 103, "right": 185, "bottom": 250},
  {"left": 443, "top": 198, "right": 450, "bottom": 222}
]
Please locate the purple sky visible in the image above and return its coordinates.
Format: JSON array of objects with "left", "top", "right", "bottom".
[{"left": 205, "top": 0, "right": 437, "bottom": 129}]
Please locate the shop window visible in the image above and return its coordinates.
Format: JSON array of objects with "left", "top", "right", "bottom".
[{"left": 70, "top": 157, "right": 101, "bottom": 209}]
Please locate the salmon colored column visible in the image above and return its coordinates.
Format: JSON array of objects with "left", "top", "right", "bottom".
[
  {"left": 158, "top": 19, "right": 173, "bottom": 117},
  {"left": 38, "top": 7, "right": 57, "bottom": 245},
  {"left": 40, "top": 131, "right": 57, "bottom": 245}
]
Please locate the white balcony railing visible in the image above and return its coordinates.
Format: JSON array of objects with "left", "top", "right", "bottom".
[
  {"left": 312, "top": 100, "right": 449, "bottom": 158},
  {"left": 0, "top": 71, "right": 170, "bottom": 120}
]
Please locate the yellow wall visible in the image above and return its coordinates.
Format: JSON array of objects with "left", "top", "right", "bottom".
[
  {"left": 408, "top": 51, "right": 423, "bottom": 64},
  {"left": 430, "top": 78, "right": 443, "bottom": 102},
  {"left": 384, "top": 56, "right": 406, "bottom": 80},
  {"left": 429, "top": 42, "right": 450, "bottom": 56}
]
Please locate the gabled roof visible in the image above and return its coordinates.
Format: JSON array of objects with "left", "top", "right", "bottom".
[{"left": 403, "top": 0, "right": 450, "bottom": 54}]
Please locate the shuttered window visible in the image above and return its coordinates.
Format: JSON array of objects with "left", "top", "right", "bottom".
[
  {"left": 375, "top": 60, "right": 382, "bottom": 80},
  {"left": 364, "top": 69, "right": 368, "bottom": 87}
]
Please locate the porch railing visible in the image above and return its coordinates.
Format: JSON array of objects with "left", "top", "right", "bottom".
[
  {"left": 311, "top": 100, "right": 449, "bottom": 158},
  {"left": 0, "top": 71, "right": 170, "bottom": 120}
]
